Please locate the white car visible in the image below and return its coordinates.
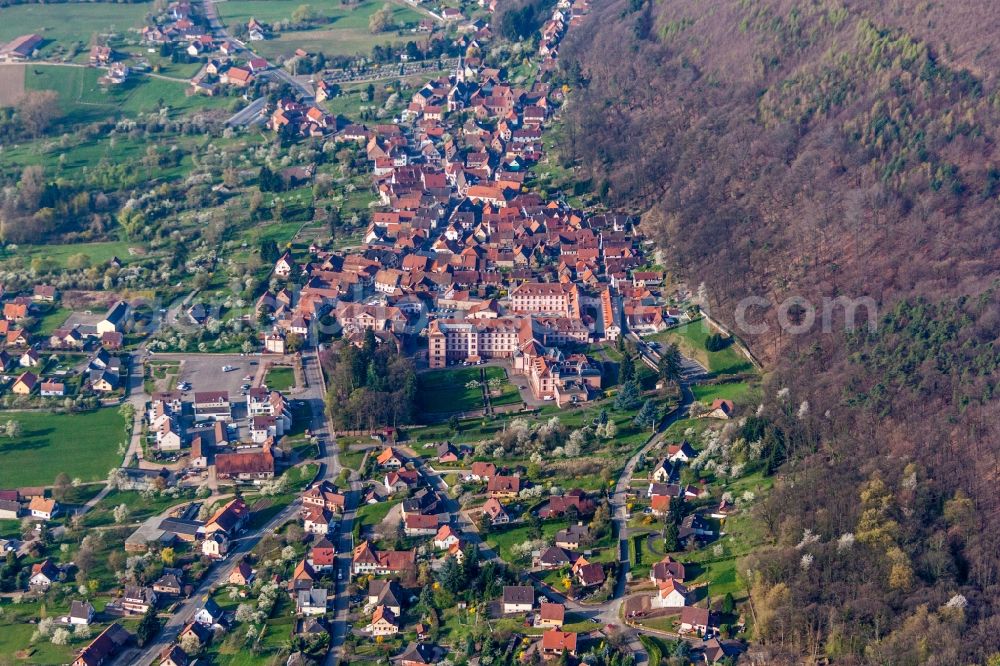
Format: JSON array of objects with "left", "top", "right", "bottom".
[{"left": 222, "top": 365, "right": 236, "bottom": 372}]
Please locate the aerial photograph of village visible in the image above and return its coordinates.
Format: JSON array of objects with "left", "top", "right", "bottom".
[{"left": 0, "top": 0, "right": 997, "bottom": 664}]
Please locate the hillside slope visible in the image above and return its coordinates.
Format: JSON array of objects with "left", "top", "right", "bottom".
[
  {"left": 557, "top": 1, "right": 1000, "bottom": 663},
  {"left": 559, "top": 0, "right": 999, "bottom": 352}
]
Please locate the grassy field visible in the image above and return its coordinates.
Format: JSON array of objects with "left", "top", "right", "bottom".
[
  {"left": 0, "top": 409, "right": 126, "bottom": 487},
  {"left": 691, "top": 381, "right": 755, "bottom": 404},
  {"left": 264, "top": 365, "right": 295, "bottom": 391},
  {"left": 243, "top": 220, "right": 305, "bottom": 249},
  {"left": 636, "top": 615, "right": 679, "bottom": 633},
  {"left": 0, "top": 127, "right": 261, "bottom": 189},
  {"left": 649, "top": 320, "right": 754, "bottom": 376},
  {"left": 23, "top": 65, "right": 232, "bottom": 123},
  {"left": 339, "top": 446, "right": 370, "bottom": 471},
  {"left": 0, "top": 240, "right": 139, "bottom": 269},
  {"left": 416, "top": 367, "right": 485, "bottom": 416},
  {"left": 0, "top": 4, "right": 150, "bottom": 61},
  {"left": 674, "top": 473, "right": 773, "bottom": 604},
  {"left": 217, "top": 0, "right": 425, "bottom": 58},
  {"left": 629, "top": 531, "right": 662, "bottom": 581},
  {"left": 411, "top": 393, "right": 664, "bottom": 465}
]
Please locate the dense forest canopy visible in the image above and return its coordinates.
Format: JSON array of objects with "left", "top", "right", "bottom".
[
  {"left": 495, "top": 0, "right": 555, "bottom": 41},
  {"left": 556, "top": 0, "right": 1000, "bottom": 663},
  {"left": 558, "top": 0, "right": 1000, "bottom": 349},
  {"left": 321, "top": 330, "right": 417, "bottom": 430}
]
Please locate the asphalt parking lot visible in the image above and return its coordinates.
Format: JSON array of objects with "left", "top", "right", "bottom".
[{"left": 155, "top": 353, "right": 264, "bottom": 398}]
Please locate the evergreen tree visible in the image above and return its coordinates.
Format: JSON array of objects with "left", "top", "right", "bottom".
[
  {"left": 528, "top": 512, "right": 543, "bottom": 539},
  {"left": 327, "top": 206, "right": 341, "bottom": 234},
  {"left": 362, "top": 328, "right": 377, "bottom": 356},
  {"left": 620, "top": 353, "right": 636, "bottom": 382},
  {"left": 440, "top": 556, "right": 464, "bottom": 594},
  {"left": 136, "top": 606, "right": 160, "bottom": 647},
  {"left": 260, "top": 238, "right": 280, "bottom": 264},
  {"left": 478, "top": 511, "right": 492, "bottom": 535},
  {"left": 633, "top": 399, "right": 658, "bottom": 429},
  {"left": 663, "top": 521, "right": 680, "bottom": 552},
  {"left": 668, "top": 496, "right": 684, "bottom": 523},
  {"left": 258, "top": 164, "right": 279, "bottom": 192},
  {"left": 705, "top": 332, "right": 730, "bottom": 352},
  {"left": 614, "top": 380, "right": 641, "bottom": 410},
  {"left": 658, "top": 342, "right": 683, "bottom": 384}
]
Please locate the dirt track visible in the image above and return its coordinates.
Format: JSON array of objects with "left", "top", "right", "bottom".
[{"left": 0, "top": 64, "right": 25, "bottom": 106}]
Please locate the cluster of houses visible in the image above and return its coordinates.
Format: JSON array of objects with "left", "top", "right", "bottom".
[
  {"left": 0, "top": 289, "right": 129, "bottom": 398},
  {"left": 146, "top": 384, "right": 293, "bottom": 480},
  {"left": 28, "top": 499, "right": 252, "bottom": 664},
  {"left": 88, "top": 45, "right": 131, "bottom": 85},
  {"left": 346, "top": 445, "right": 605, "bottom": 660},
  {"left": 536, "top": 0, "right": 592, "bottom": 71},
  {"left": 126, "top": 496, "right": 250, "bottom": 561},
  {"left": 189, "top": 54, "right": 269, "bottom": 96},
  {"left": 140, "top": 1, "right": 205, "bottom": 47},
  {"left": 118, "top": 566, "right": 246, "bottom": 666},
  {"left": 0, "top": 487, "right": 60, "bottom": 523},
  {"left": 265, "top": 98, "right": 336, "bottom": 137},
  {"left": 138, "top": 1, "right": 271, "bottom": 96},
  {"left": 501, "top": 586, "right": 582, "bottom": 658},
  {"left": 244, "top": 1, "right": 686, "bottom": 406},
  {"left": 610, "top": 437, "right": 743, "bottom": 653},
  {"left": 126, "top": 492, "right": 341, "bottom": 665}
]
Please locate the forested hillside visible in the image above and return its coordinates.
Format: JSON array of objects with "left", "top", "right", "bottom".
[
  {"left": 558, "top": 0, "right": 999, "bottom": 343},
  {"left": 556, "top": 0, "right": 1000, "bottom": 663}
]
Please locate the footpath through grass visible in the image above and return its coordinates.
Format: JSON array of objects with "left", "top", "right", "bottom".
[{"left": 0, "top": 408, "right": 126, "bottom": 486}]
